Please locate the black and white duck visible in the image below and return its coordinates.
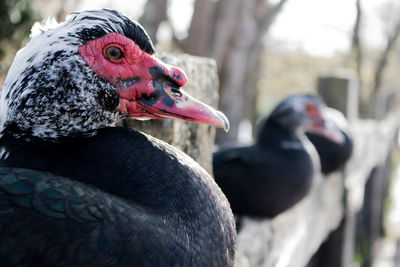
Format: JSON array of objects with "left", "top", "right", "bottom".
[{"left": 0, "top": 9, "right": 235, "bottom": 266}]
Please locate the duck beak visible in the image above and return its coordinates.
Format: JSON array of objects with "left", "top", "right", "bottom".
[
  {"left": 307, "top": 106, "right": 345, "bottom": 144},
  {"left": 309, "top": 120, "right": 345, "bottom": 144},
  {"left": 136, "top": 87, "right": 230, "bottom": 132},
  {"left": 117, "top": 58, "right": 229, "bottom": 131}
]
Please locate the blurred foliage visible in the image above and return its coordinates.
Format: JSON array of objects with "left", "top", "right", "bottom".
[
  {"left": 383, "top": 147, "right": 400, "bottom": 230},
  {"left": 353, "top": 249, "right": 364, "bottom": 267},
  {"left": 256, "top": 49, "right": 346, "bottom": 117},
  {"left": 1, "top": 0, "right": 400, "bottom": 121},
  {"left": 257, "top": 46, "right": 400, "bottom": 119},
  {"left": 0, "top": 0, "right": 39, "bottom": 81}
]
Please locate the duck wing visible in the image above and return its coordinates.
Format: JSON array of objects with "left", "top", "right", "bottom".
[
  {"left": 0, "top": 167, "right": 181, "bottom": 266},
  {"left": 213, "top": 145, "right": 275, "bottom": 167}
]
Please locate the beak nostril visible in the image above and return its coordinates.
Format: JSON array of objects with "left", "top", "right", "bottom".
[{"left": 171, "top": 88, "right": 182, "bottom": 98}]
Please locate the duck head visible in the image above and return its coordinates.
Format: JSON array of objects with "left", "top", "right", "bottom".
[
  {"left": 265, "top": 94, "right": 345, "bottom": 144},
  {"left": 0, "top": 9, "right": 229, "bottom": 139}
]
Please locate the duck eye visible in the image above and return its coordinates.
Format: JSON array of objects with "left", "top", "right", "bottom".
[
  {"left": 105, "top": 46, "right": 124, "bottom": 61},
  {"left": 305, "top": 103, "right": 318, "bottom": 116}
]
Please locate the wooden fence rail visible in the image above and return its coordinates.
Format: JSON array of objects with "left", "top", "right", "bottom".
[{"left": 126, "top": 54, "right": 399, "bottom": 267}]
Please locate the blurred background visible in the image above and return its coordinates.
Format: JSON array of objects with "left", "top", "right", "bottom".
[
  {"left": 2, "top": 0, "right": 400, "bottom": 266},
  {"left": 2, "top": 0, "right": 400, "bottom": 144}
]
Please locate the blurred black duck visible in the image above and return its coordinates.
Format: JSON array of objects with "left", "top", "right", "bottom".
[
  {"left": 213, "top": 94, "right": 344, "bottom": 218},
  {"left": 305, "top": 107, "right": 353, "bottom": 174},
  {"left": 0, "top": 9, "right": 235, "bottom": 266}
]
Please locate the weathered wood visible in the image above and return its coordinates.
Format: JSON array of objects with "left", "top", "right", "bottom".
[
  {"left": 341, "top": 117, "right": 397, "bottom": 267},
  {"left": 312, "top": 73, "right": 359, "bottom": 267},
  {"left": 234, "top": 114, "right": 399, "bottom": 267},
  {"left": 307, "top": 218, "right": 347, "bottom": 267},
  {"left": 355, "top": 154, "right": 392, "bottom": 267},
  {"left": 121, "top": 53, "right": 219, "bottom": 174},
  {"left": 235, "top": 171, "right": 344, "bottom": 267},
  {"left": 317, "top": 71, "right": 359, "bottom": 121},
  {"left": 118, "top": 54, "right": 398, "bottom": 266}
]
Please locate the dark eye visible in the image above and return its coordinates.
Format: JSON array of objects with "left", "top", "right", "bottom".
[{"left": 105, "top": 46, "right": 124, "bottom": 61}]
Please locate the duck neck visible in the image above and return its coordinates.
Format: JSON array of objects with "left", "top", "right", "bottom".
[
  {"left": 0, "top": 126, "right": 221, "bottom": 214},
  {"left": 256, "top": 119, "right": 302, "bottom": 150},
  {"left": 0, "top": 126, "right": 236, "bottom": 264}
]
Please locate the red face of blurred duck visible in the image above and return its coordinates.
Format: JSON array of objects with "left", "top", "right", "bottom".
[
  {"left": 305, "top": 103, "right": 345, "bottom": 144},
  {"left": 79, "top": 32, "right": 229, "bottom": 131}
]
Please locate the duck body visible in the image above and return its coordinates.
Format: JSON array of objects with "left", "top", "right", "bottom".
[
  {"left": 0, "top": 9, "right": 235, "bottom": 266},
  {"left": 213, "top": 94, "right": 345, "bottom": 218},
  {"left": 213, "top": 120, "right": 314, "bottom": 217},
  {"left": 0, "top": 126, "right": 235, "bottom": 266},
  {"left": 306, "top": 129, "right": 353, "bottom": 174}
]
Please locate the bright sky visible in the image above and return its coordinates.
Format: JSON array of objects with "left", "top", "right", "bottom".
[
  {"left": 269, "top": 0, "right": 389, "bottom": 56},
  {"left": 269, "top": 0, "right": 357, "bottom": 56},
  {"left": 69, "top": 0, "right": 393, "bottom": 57},
  {"left": 77, "top": 0, "right": 147, "bottom": 18}
]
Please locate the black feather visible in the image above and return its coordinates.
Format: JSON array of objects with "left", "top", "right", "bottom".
[
  {"left": 306, "top": 129, "right": 353, "bottom": 174},
  {"left": 213, "top": 121, "right": 314, "bottom": 218},
  {"left": 0, "top": 127, "right": 236, "bottom": 266},
  {"left": 73, "top": 9, "right": 155, "bottom": 54}
]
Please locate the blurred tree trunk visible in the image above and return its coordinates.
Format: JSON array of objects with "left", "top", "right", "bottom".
[
  {"left": 346, "top": 0, "right": 363, "bottom": 87},
  {"left": 370, "top": 19, "right": 400, "bottom": 119},
  {"left": 346, "top": 0, "right": 367, "bottom": 117},
  {"left": 138, "top": 0, "right": 290, "bottom": 145},
  {"left": 218, "top": 0, "right": 289, "bottom": 145},
  {"left": 209, "top": 0, "right": 241, "bottom": 68},
  {"left": 215, "top": 0, "right": 256, "bottom": 145},
  {"left": 242, "top": 0, "right": 289, "bottom": 137},
  {"left": 139, "top": 0, "right": 168, "bottom": 42},
  {"left": 353, "top": 0, "right": 363, "bottom": 78},
  {"left": 183, "top": 0, "right": 216, "bottom": 56},
  {"left": 184, "top": 0, "right": 289, "bottom": 145},
  {"left": 346, "top": 0, "right": 400, "bottom": 119}
]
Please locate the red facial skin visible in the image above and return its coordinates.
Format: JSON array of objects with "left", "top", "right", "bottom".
[
  {"left": 305, "top": 103, "right": 345, "bottom": 144},
  {"left": 79, "top": 33, "right": 229, "bottom": 130}
]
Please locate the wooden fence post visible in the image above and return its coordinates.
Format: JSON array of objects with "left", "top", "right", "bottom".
[
  {"left": 317, "top": 70, "right": 359, "bottom": 121},
  {"left": 309, "top": 71, "right": 359, "bottom": 267},
  {"left": 311, "top": 71, "right": 397, "bottom": 267}
]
